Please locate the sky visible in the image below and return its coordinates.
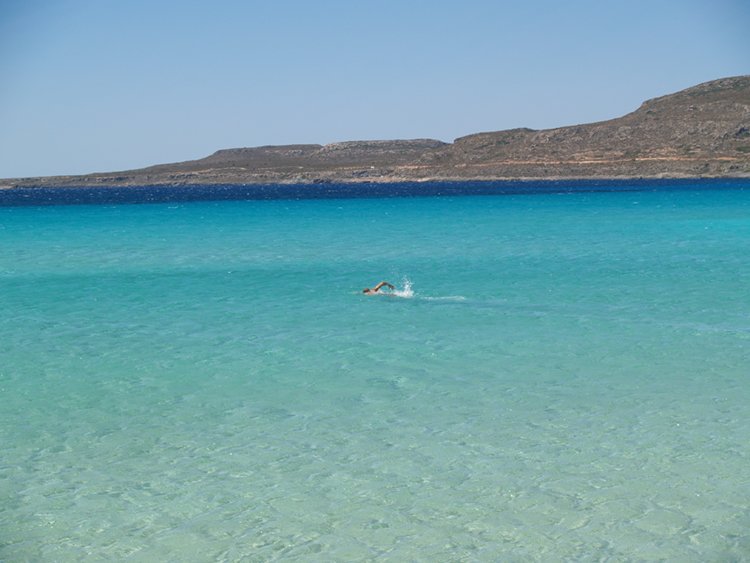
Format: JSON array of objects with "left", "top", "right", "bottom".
[{"left": 0, "top": 0, "right": 748, "bottom": 178}]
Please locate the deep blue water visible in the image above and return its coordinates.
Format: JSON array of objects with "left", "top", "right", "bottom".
[{"left": 1, "top": 178, "right": 747, "bottom": 206}]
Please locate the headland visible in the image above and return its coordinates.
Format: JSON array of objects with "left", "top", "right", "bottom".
[{"left": 3, "top": 76, "right": 749, "bottom": 189}]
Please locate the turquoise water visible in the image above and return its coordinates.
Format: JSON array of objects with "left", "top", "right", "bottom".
[{"left": 2, "top": 188, "right": 750, "bottom": 561}]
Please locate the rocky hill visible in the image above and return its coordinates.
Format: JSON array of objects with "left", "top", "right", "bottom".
[{"left": 4, "top": 76, "right": 749, "bottom": 188}]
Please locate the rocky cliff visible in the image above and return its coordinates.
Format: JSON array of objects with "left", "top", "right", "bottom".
[{"left": 4, "top": 76, "right": 749, "bottom": 188}]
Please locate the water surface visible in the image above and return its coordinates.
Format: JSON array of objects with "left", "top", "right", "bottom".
[{"left": 2, "top": 186, "right": 749, "bottom": 560}]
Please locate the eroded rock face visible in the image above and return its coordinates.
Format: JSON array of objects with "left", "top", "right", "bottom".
[{"left": 6, "top": 76, "right": 750, "bottom": 188}]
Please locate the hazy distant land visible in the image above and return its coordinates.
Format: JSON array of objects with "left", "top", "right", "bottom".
[{"left": 3, "top": 76, "right": 749, "bottom": 189}]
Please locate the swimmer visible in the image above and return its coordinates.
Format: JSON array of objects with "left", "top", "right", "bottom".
[{"left": 363, "top": 281, "right": 395, "bottom": 295}]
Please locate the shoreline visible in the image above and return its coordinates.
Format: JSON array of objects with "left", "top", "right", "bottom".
[
  {"left": 4, "top": 76, "right": 748, "bottom": 192},
  {"left": 4, "top": 171, "right": 750, "bottom": 190}
]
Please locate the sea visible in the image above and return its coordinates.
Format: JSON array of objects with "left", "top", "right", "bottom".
[{"left": 1, "top": 181, "right": 749, "bottom": 561}]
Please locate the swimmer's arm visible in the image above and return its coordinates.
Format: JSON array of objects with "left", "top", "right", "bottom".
[{"left": 373, "top": 281, "right": 395, "bottom": 291}]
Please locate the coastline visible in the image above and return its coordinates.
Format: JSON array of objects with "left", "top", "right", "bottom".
[
  {"left": 4, "top": 75, "right": 749, "bottom": 193},
  {"left": 3, "top": 168, "right": 749, "bottom": 191}
]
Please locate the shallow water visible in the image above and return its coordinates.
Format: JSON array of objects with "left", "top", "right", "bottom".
[{"left": 2, "top": 187, "right": 749, "bottom": 560}]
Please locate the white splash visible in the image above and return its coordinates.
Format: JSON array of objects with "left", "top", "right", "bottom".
[{"left": 391, "top": 278, "right": 415, "bottom": 298}]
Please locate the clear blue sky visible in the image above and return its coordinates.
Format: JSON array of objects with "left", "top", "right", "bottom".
[{"left": 1, "top": 0, "right": 748, "bottom": 177}]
